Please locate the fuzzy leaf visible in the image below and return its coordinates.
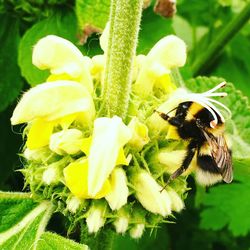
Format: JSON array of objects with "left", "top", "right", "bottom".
[
  {"left": 0, "top": 192, "right": 54, "bottom": 249},
  {"left": 186, "top": 76, "right": 250, "bottom": 159},
  {"left": 18, "top": 10, "right": 78, "bottom": 86},
  {"left": 37, "top": 232, "right": 88, "bottom": 250},
  {"left": 137, "top": 6, "right": 173, "bottom": 54},
  {"left": 75, "top": 0, "right": 110, "bottom": 35},
  {"left": 199, "top": 160, "right": 250, "bottom": 236},
  {"left": 0, "top": 14, "right": 23, "bottom": 112}
]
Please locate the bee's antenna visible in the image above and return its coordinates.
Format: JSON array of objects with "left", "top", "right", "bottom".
[
  {"left": 203, "top": 81, "right": 226, "bottom": 96},
  {"left": 154, "top": 107, "right": 177, "bottom": 116}
]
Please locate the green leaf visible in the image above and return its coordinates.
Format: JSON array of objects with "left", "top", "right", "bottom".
[
  {"left": 0, "top": 14, "right": 23, "bottom": 112},
  {"left": 0, "top": 192, "right": 53, "bottom": 249},
  {"left": 37, "top": 232, "right": 88, "bottom": 250},
  {"left": 199, "top": 160, "right": 250, "bottom": 236},
  {"left": 18, "top": 10, "right": 78, "bottom": 86},
  {"left": 200, "top": 207, "right": 230, "bottom": 231},
  {"left": 137, "top": 6, "right": 173, "bottom": 54},
  {"left": 172, "top": 15, "right": 193, "bottom": 49},
  {"left": 186, "top": 76, "right": 250, "bottom": 159},
  {"left": 75, "top": 0, "right": 110, "bottom": 33},
  {"left": 211, "top": 33, "right": 250, "bottom": 99},
  {"left": 0, "top": 192, "right": 88, "bottom": 249}
]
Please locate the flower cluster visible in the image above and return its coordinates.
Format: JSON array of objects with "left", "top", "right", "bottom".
[{"left": 11, "top": 30, "right": 190, "bottom": 238}]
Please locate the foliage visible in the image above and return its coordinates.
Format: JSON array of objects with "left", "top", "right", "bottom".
[
  {"left": 0, "top": 192, "right": 87, "bottom": 249},
  {"left": 0, "top": 0, "right": 249, "bottom": 249}
]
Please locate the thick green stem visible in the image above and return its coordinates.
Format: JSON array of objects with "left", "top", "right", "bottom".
[
  {"left": 102, "top": 0, "right": 144, "bottom": 119},
  {"left": 191, "top": 3, "right": 250, "bottom": 76}
]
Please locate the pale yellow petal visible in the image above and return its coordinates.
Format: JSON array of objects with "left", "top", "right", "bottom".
[
  {"left": 11, "top": 80, "right": 95, "bottom": 125},
  {"left": 128, "top": 117, "right": 150, "bottom": 150},
  {"left": 88, "top": 116, "right": 132, "bottom": 196},
  {"left": 49, "top": 129, "right": 84, "bottom": 155},
  {"left": 147, "top": 35, "right": 187, "bottom": 69},
  {"left": 105, "top": 167, "right": 129, "bottom": 210},
  {"left": 32, "top": 35, "right": 93, "bottom": 93},
  {"left": 132, "top": 170, "right": 172, "bottom": 216},
  {"left": 99, "top": 22, "right": 109, "bottom": 52}
]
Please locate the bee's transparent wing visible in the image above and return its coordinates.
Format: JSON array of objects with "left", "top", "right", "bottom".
[{"left": 202, "top": 130, "right": 233, "bottom": 183}]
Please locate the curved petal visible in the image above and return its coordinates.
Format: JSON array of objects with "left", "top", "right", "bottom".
[
  {"left": 132, "top": 170, "right": 172, "bottom": 216},
  {"left": 128, "top": 117, "right": 150, "bottom": 150},
  {"left": 63, "top": 159, "right": 111, "bottom": 199},
  {"left": 11, "top": 80, "right": 95, "bottom": 125},
  {"left": 147, "top": 35, "right": 186, "bottom": 69},
  {"left": 49, "top": 129, "right": 84, "bottom": 155},
  {"left": 32, "top": 35, "right": 93, "bottom": 93},
  {"left": 134, "top": 35, "right": 186, "bottom": 98},
  {"left": 105, "top": 167, "right": 129, "bottom": 210},
  {"left": 88, "top": 116, "right": 132, "bottom": 197}
]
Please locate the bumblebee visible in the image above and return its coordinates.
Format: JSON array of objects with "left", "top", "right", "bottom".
[{"left": 156, "top": 82, "right": 233, "bottom": 186}]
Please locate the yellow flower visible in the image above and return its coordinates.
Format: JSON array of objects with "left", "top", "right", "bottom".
[
  {"left": 11, "top": 80, "right": 95, "bottom": 149},
  {"left": 32, "top": 35, "right": 93, "bottom": 93},
  {"left": 134, "top": 35, "right": 186, "bottom": 97},
  {"left": 11, "top": 80, "right": 95, "bottom": 125},
  {"left": 63, "top": 158, "right": 111, "bottom": 199},
  {"left": 49, "top": 129, "right": 84, "bottom": 155},
  {"left": 105, "top": 167, "right": 129, "bottom": 210},
  {"left": 88, "top": 116, "right": 132, "bottom": 197},
  {"left": 132, "top": 170, "right": 172, "bottom": 216},
  {"left": 128, "top": 117, "right": 150, "bottom": 150}
]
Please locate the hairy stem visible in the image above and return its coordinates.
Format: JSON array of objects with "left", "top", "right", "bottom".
[
  {"left": 102, "top": 0, "right": 144, "bottom": 119},
  {"left": 191, "top": 3, "right": 250, "bottom": 76}
]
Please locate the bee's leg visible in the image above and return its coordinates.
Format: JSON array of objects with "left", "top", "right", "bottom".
[
  {"left": 168, "top": 116, "right": 183, "bottom": 127},
  {"left": 161, "top": 140, "right": 197, "bottom": 191}
]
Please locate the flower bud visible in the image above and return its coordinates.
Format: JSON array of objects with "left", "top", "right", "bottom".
[
  {"left": 114, "top": 216, "right": 129, "bottom": 234},
  {"left": 167, "top": 187, "right": 184, "bottom": 212},
  {"left": 129, "top": 224, "right": 145, "bottom": 239},
  {"left": 42, "top": 163, "right": 60, "bottom": 185},
  {"left": 23, "top": 147, "right": 51, "bottom": 162},
  {"left": 158, "top": 148, "right": 196, "bottom": 175},
  {"left": 49, "top": 129, "right": 84, "bottom": 155},
  {"left": 105, "top": 167, "right": 129, "bottom": 210},
  {"left": 86, "top": 202, "right": 106, "bottom": 234},
  {"left": 158, "top": 149, "right": 186, "bottom": 174},
  {"left": 66, "top": 196, "right": 82, "bottom": 213},
  {"left": 132, "top": 170, "right": 172, "bottom": 216},
  {"left": 128, "top": 117, "right": 150, "bottom": 150}
]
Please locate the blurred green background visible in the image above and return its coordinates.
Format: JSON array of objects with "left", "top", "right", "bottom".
[{"left": 0, "top": 0, "right": 250, "bottom": 249}]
